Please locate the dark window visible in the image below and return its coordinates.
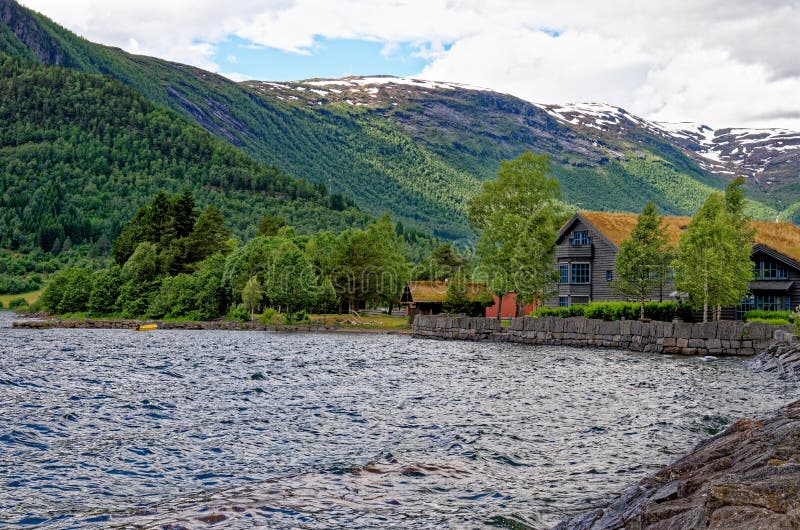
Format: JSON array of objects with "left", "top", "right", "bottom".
[
  {"left": 736, "top": 295, "right": 754, "bottom": 320},
  {"left": 755, "top": 260, "right": 787, "bottom": 280},
  {"left": 559, "top": 296, "right": 569, "bottom": 307},
  {"left": 755, "top": 294, "right": 790, "bottom": 311},
  {"left": 572, "top": 296, "right": 590, "bottom": 305},
  {"left": 570, "top": 230, "right": 592, "bottom": 246},
  {"left": 605, "top": 270, "right": 613, "bottom": 282},
  {"left": 559, "top": 264, "right": 569, "bottom": 284},
  {"left": 571, "top": 263, "right": 590, "bottom": 284}
]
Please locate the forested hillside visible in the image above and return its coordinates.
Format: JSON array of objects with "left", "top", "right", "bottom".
[{"left": 0, "top": 55, "right": 366, "bottom": 258}]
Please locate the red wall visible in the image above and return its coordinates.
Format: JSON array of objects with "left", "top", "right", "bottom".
[{"left": 484, "top": 292, "right": 539, "bottom": 318}]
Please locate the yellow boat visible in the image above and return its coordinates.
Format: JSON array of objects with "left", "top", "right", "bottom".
[{"left": 134, "top": 323, "right": 158, "bottom": 331}]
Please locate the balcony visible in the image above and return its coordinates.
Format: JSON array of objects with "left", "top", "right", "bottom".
[{"left": 557, "top": 242, "right": 593, "bottom": 259}]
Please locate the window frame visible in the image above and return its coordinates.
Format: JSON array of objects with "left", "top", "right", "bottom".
[{"left": 571, "top": 262, "right": 590, "bottom": 285}]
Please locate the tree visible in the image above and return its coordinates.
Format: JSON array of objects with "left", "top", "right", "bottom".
[
  {"left": 257, "top": 213, "right": 287, "bottom": 237},
  {"left": 673, "top": 192, "right": 753, "bottom": 322},
  {"left": 468, "top": 152, "right": 561, "bottom": 319},
  {"left": 241, "top": 275, "right": 262, "bottom": 320},
  {"left": 443, "top": 275, "right": 472, "bottom": 315},
  {"left": 266, "top": 241, "right": 318, "bottom": 313},
  {"left": 614, "top": 202, "right": 674, "bottom": 319},
  {"left": 189, "top": 205, "right": 230, "bottom": 262}
]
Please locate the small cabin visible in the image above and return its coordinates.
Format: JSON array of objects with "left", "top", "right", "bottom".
[{"left": 401, "top": 281, "right": 491, "bottom": 320}]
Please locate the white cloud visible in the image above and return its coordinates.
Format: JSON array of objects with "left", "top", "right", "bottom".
[{"left": 17, "top": 0, "right": 800, "bottom": 129}]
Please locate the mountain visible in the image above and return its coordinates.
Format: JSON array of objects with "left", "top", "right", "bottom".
[
  {"left": 2, "top": 0, "right": 799, "bottom": 238},
  {"left": 0, "top": 55, "right": 366, "bottom": 256}
]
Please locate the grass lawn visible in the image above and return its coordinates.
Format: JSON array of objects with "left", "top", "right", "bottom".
[
  {"left": 309, "top": 313, "right": 410, "bottom": 329},
  {"left": 0, "top": 288, "right": 45, "bottom": 309}
]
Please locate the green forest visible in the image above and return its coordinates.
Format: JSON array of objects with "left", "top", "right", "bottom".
[{"left": 36, "top": 191, "right": 441, "bottom": 321}]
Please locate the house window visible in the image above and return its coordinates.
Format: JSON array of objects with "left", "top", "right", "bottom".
[
  {"left": 559, "top": 264, "right": 569, "bottom": 284},
  {"left": 571, "top": 263, "right": 590, "bottom": 284},
  {"left": 754, "top": 260, "right": 787, "bottom": 280},
  {"left": 559, "top": 296, "right": 569, "bottom": 307},
  {"left": 736, "top": 295, "right": 754, "bottom": 320},
  {"left": 570, "top": 230, "right": 591, "bottom": 246},
  {"left": 755, "top": 294, "right": 790, "bottom": 312},
  {"left": 605, "top": 270, "right": 613, "bottom": 282},
  {"left": 572, "top": 296, "right": 590, "bottom": 305}
]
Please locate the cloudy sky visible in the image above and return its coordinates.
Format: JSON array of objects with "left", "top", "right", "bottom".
[{"left": 19, "top": 0, "right": 800, "bottom": 129}]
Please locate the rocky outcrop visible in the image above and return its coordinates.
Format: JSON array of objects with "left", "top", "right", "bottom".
[
  {"left": 554, "top": 401, "right": 800, "bottom": 530},
  {"left": 413, "top": 315, "right": 792, "bottom": 356},
  {"left": 748, "top": 331, "right": 800, "bottom": 382}
]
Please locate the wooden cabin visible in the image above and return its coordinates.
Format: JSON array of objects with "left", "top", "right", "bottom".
[{"left": 401, "top": 280, "right": 491, "bottom": 319}]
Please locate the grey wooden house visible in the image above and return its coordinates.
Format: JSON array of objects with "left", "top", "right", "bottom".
[{"left": 550, "top": 211, "right": 800, "bottom": 318}]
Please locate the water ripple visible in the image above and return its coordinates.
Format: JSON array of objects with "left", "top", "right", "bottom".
[{"left": 0, "top": 310, "right": 796, "bottom": 528}]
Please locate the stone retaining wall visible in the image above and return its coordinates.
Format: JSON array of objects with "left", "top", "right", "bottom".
[{"left": 413, "top": 315, "right": 794, "bottom": 356}]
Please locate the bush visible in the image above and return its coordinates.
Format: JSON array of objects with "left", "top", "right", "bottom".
[
  {"left": 744, "top": 310, "right": 795, "bottom": 324},
  {"left": 747, "top": 317, "right": 791, "bottom": 325},
  {"left": 531, "top": 300, "right": 679, "bottom": 321},
  {"left": 531, "top": 305, "right": 586, "bottom": 318},
  {"left": 258, "top": 308, "right": 285, "bottom": 325},
  {"left": 8, "top": 297, "right": 28, "bottom": 309},
  {"left": 226, "top": 303, "right": 251, "bottom": 322},
  {"left": 286, "top": 310, "right": 309, "bottom": 325}
]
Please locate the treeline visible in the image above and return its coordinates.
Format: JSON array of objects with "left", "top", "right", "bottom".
[
  {"left": 39, "top": 191, "right": 417, "bottom": 321},
  {"left": 0, "top": 55, "right": 365, "bottom": 257}
]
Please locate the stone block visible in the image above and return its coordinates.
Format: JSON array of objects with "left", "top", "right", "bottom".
[
  {"left": 673, "top": 322, "right": 692, "bottom": 339},
  {"left": 599, "top": 320, "right": 620, "bottom": 335},
  {"left": 619, "top": 320, "right": 632, "bottom": 335},
  {"left": 706, "top": 338, "right": 722, "bottom": 349},
  {"left": 688, "top": 338, "right": 706, "bottom": 348},
  {"left": 677, "top": 337, "right": 689, "bottom": 348},
  {"left": 691, "top": 321, "right": 715, "bottom": 338}
]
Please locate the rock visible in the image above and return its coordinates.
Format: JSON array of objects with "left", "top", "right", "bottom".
[{"left": 555, "top": 401, "right": 800, "bottom": 529}]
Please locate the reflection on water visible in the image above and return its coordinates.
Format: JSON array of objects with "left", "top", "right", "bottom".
[{"left": 0, "top": 314, "right": 795, "bottom": 528}]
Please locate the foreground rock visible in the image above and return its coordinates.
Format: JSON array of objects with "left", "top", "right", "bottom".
[
  {"left": 555, "top": 401, "right": 800, "bottom": 529},
  {"left": 748, "top": 332, "right": 800, "bottom": 382}
]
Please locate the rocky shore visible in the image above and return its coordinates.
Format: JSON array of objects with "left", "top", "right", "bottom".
[
  {"left": 10, "top": 318, "right": 410, "bottom": 334},
  {"left": 556, "top": 333, "right": 800, "bottom": 529}
]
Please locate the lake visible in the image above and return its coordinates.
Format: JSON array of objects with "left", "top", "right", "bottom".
[{"left": 0, "top": 311, "right": 795, "bottom": 528}]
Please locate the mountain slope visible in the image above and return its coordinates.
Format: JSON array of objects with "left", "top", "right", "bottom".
[
  {"left": 2, "top": 0, "right": 798, "bottom": 236},
  {"left": 0, "top": 55, "right": 366, "bottom": 254}
]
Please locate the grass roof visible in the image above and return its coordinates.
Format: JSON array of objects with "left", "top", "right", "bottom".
[
  {"left": 406, "top": 281, "right": 489, "bottom": 303},
  {"left": 578, "top": 211, "right": 800, "bottom": 263}
]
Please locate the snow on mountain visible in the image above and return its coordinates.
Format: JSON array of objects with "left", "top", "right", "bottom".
[{"left": 540, "top": 102, "right": 800, "bottom": 184}]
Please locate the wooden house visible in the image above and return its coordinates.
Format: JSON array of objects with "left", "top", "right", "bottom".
[
  {"left": 550, "top": 211, "right": 800, "bottom": 318},
  {"left": 401, "top": 281, "right": 491, "bottom": 319}
]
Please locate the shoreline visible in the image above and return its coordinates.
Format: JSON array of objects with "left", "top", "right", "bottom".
[
  {"left": 555, "top": 336, "right": 800, "bottom": 529},
  {"left": 10, "top": 317, "right": 412, "bottom": 334}
]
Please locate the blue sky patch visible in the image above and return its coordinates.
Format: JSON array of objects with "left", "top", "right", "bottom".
[{"left": 214, "top": 37, "right": 432, "bottom": 81}]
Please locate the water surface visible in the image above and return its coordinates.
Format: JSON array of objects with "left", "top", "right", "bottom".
[{"left": 0, "top": 311, "right": 795, "bottom": 528}]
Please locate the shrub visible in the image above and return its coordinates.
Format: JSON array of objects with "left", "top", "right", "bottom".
[
  {"left": 258, "top": 308, "right": 285, "bottom": 325},
  {"left": 746, "top": 317, "right": 791, "bottom": 325},
  {"left": 744, "top": 310, "right": 795, "bottom": 324},
  {"left": 531, "top": 305, "right": 586, "bottom": 318},
  {"left": 286, "top": 310, "right": 309, "bottom": 325},
  {"left": 8, "top": 297, "right": 28, "bottom": 309},
  {"left": 531, "top": 300, "right": 678, "bottom": 321},
  {"left": 226, "top": 303, "right": 251, "bottom": 322}
]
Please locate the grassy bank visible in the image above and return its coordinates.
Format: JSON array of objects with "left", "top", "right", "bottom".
[{"left": 0, "top": 288, "right": 45, "bottom": 309}]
